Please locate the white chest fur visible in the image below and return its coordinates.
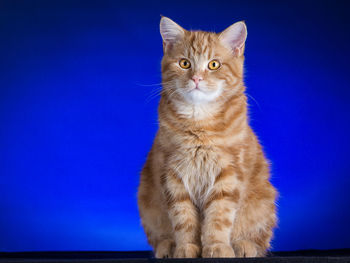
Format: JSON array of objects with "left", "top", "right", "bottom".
[
  {"left": 174, "top": 99, "right": 222, "bottom": 120},
  {"left": 171, "top": 146, "right": 221, "bottom": 208}
]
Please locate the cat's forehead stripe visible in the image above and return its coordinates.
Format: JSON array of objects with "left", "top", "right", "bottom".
[{"left": 186, "top": 31, "right": 216, "bottom": 58}]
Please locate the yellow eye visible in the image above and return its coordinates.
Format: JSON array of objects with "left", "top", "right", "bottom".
[
  {"left": 179, "top": 59, "right": 191, "bottom": 69},
  {"left": 208, "top": 60, "right": 221, "bottom": 70}
]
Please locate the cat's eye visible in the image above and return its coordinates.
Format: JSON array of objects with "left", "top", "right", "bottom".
[
  {"left": 179, "top": 59, "right": 191, "bottom": 69},
  {"left": 208, "top": 60, "right": 221, "bottom": 70}
]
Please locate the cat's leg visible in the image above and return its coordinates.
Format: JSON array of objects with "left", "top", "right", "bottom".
[
  {"left": 231, "top": 217, "right": 274, "bottom": 257},
  {"left": 231, "top": 180, "right": 277, "bottom": 257},
  {"left": 201, "top": 166, "right": 241, "bottom": 258},
  {"left": 231, "top": 228, "right": 273, "bottom": 257},
  {"left": 162, "top": 170, "right": 201, "bottom": 258},
  {"left": 139, "top": 194, "right": 175, "bottom": 258},
  {"left": 138, "top": 161, "right": 175, "bottom": 258}
]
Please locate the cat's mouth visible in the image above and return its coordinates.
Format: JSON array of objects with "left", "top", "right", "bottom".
[
  {"left": 189, "top": 86, "right": 203, "bottom": 92},
  {"left": 186, "top": 82, "right": 206, "bottom": 93}
]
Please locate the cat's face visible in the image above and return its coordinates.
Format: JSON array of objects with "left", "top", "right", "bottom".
[{"left": 160, "top": 17, "right": 247, "bottom": 104}]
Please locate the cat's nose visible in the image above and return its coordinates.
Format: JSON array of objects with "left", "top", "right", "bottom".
[{"left": 192, "top": 75, "right": 203, "bottom": 86}]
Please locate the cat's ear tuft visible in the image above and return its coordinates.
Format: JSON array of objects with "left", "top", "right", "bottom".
[
  {"left": 160, "top": 17, "right": 185, "bottom": 50},
  {"left": 219, "top": 21, "right": 247, "bottom": 56}
]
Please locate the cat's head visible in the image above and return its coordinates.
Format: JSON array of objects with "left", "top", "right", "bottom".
[{"left": 160, "top": 17, "right": 247, "bottom": 105}]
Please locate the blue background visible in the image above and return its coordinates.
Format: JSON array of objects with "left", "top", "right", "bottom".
[{"left": 1, "top": 0, "right": 350, "bottom": 252}]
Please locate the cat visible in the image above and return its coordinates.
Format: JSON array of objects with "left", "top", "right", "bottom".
[{"left": 137, "top": 17, "right": 277, "bottom": 258}]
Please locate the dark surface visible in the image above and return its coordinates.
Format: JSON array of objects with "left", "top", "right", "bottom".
[{"left": 1, "top": 250, "right": 350, "bottom": 262}]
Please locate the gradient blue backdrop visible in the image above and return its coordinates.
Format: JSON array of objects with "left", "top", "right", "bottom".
[{"left": 1, "top": 0, "right": 350, "bottom": 252}]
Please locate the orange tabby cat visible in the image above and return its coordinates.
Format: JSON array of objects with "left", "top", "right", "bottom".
[{"left": 137, "top": 17, "right": 277, "bottom": 258}]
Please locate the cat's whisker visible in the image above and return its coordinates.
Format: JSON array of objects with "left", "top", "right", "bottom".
[
  {"left": 145, "top": 87, "right": 163, "bottom": 103},
  {"left": 245, "top": 92, "right": 262, "bottom": 111},
  {"left": 135, "top": 80, "right": 175, "bottom": 88},
  {"left": 164, "top": 88, "right": 179, "bottom": 103},
  {"left": 144, "top": 82, "right": 178, "bottom": 104},
  {"left": 137, "top": 83, "right": 163, "bottom": 87}
]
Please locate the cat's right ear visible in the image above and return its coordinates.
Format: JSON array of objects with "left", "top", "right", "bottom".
[
  {"left": 219, "top": 21, "right": 247, "bottom": 57},
  {"left": 160, "top": 17, "right": 185, "bottom": 52}
]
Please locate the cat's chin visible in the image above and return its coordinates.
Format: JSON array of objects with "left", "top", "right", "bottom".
[{"left": 182, "top": 87, "right": 222, "bottom": 104}]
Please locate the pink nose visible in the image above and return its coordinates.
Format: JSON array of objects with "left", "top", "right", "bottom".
[{"left": 192, "top": 75, "right": 203, "bottom": 86}]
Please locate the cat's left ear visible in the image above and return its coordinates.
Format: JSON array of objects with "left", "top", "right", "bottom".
[
  {"left": 219, "top": 21, "right": 247, "bottom": 57},
  {"left": 160, "top": 17, "right": 185, "bottom": 52}
]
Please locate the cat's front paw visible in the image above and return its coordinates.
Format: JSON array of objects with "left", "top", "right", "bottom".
[
  {"left": 202, "top": 243, "right": 235, "bottom": 258},
  {"left": 173, "top": 243, "right": 200, "bottom": 258}
]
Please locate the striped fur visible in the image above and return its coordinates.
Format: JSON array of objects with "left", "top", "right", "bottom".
[{"left": 137, "top": 17, "right": 277, "bottom": 258}]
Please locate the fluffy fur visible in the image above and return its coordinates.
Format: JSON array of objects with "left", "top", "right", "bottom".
[{"left": 137, "top": 17, "right": 277, "bottom": 258}]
